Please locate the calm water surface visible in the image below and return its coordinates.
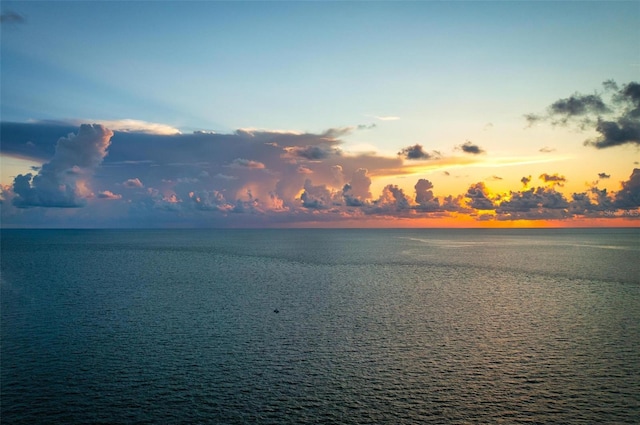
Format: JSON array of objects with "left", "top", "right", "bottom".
[{"left": 2, "top": 228, "right": 639, "bottom": 423}]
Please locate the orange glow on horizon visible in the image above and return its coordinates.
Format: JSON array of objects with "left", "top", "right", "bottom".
[{"left": 281, "top": 215, "right": 639, "bottom": 229}]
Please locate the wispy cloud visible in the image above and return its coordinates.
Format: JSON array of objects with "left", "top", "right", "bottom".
[
  {"left": 90, "top": 119, "right": 181, "bottom": 135},
  {"left": 0, "top": 11, "right": 25, "bottom": 25}
]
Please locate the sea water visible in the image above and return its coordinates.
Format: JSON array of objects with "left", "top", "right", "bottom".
[{"left": 1, "top": 228, "right": 639, "bottom": 423}]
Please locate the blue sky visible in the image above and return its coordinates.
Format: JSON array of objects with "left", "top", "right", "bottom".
[{"left": 1, "top": 1, "right": 639, "bottom": 227}]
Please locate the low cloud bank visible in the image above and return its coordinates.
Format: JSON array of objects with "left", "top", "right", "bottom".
[{"left": 1, "top": 121, "right": 638, "bottom": 227}]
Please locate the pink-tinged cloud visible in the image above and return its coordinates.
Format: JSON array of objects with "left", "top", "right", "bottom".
[
  {"left": 1, "top": 122, "right": 638, "bottom": 227},
  {"left": 228, "top": 158, "right": 266, "bottom": 169},
  {"left": 98, "top": 190, "right": 122, "bottom": 200},
  {"left": 11, "top": 124, "right": 113, "bottom": 208},
  {"left": 123, "top": 178, "right": 144, "bottom": 188}
]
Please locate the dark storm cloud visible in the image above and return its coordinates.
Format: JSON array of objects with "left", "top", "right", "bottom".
[
  {"left": 528, "top": 81, "right": 640, "bottom": 149},
  {"left": 0, "top": 122, "right": 77, "bottom": 161},
  {"left": 614, "top": 168, "right": 640, "bottom": 208},
  {"left": 288, "top": 145, "right": 332, "bottom": 160},
  {"left": 458, "top": 141, "right": 485, "bottom": 155},
  {"left": 0, "top": 11, "right": 25, "bottom": 24},
  {"left": 398, "top": 144, "right": 438, "bottom": 160},
  {"left": 586, "top": 116, "right": 640, "bottom": 148},
  {"left": 539, "top": 173, "right": 566, "bottom": 186},
  {"left": 12, "top": 124, "right": 113, "bottom": 208},
  {"left": 549, "top": 94, "right": 609, "bottom": 118}
]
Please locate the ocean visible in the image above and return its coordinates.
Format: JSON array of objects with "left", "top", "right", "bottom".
[{"left": 1, "top": 228, "right": 639, "bottom": 424}]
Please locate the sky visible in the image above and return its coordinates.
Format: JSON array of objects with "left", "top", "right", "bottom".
[{"left": 1, "top": 1, "right": 639, "bottom": 228}]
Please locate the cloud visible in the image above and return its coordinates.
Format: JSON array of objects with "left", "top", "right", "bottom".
[
  {"left": 539, "top": 173, "right": 566, "bottom": 186},
  {"left": 539, "top": 146, "right": 556, "bottom": 153},
  {"left": 123, "top": 178, "right": 144, "bottom": 188},
  {"left": 228, "top": 158, "right": 266, "bottom": 169},
  {"left": 300, "top": 179, "right": 337, "bottom": 209},
  {"left": 341, "top": 168, "right": 373, "bottom": 208},
  {"left": 98, "top": 190, "right": 122, "bottom": 200},
  {"left": 414, "top": 179, "right": 440, "bottom": 212},
  {"left": 0, "top": 11, "right": 25, "bottom": 24},
  {"left": 366, "top": 185, "right": 411, "bottom": 214},
  {"left": 528, "top": 80, "right": 640, "bottom": 148},
  {"left": 89, "top": 119, "right": 181, "bottom": 135},
  {"left": 598, "top": 172, "right": 610, "bottom": 179},
  {"left": 614, "top": 168, "right": 640, "bottom": 208},
  {"left": 357, "top": 123, "right": 377, "bottom": 130},
  {"left": 549, "top": 93, "right": 609, "bottom": 119},
  {"left": 458, "top": 141, "right": 486, "bottom": 155},
  {"left": 11, "top": 124, "right": 113, "bottom": 208},
  {"left": 398, "top": 144, "right": 440, "bottom": 160},
  {"left": 495, "top": 187, "right": 571, "bottom": 220},
  {"left": 287, "top": 145, "right": 332, "bottom": 160},
  {"left": 374, "top": 116, "right": 400, "bottom": 121},
  {"left": 465, "top": 182, "right": 494, "bottom": 210},
  {"left": 2, "top": 121, "right": 638, "bottom": 227}
]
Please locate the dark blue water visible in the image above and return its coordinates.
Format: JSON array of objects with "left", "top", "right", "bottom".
[{"left": 2, "top": 229, "right": 639, "bottom": 423}]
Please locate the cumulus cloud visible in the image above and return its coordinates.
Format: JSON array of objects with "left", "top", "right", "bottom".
[
  {"left": 465, "top": 182, "right": 494, "bottom": 210},
  {"left": 2, "top": 121, "right": 638, "bottom": 227},
  {"left": 528, "top": 80, "right": 640, "bottom": 148},
  {"left": 98, "top": 190, "right": 122, "bottom": 200},
  {"left": 458, "top": 141, "right": 485, "bottom": 155},
  {"left": 398, "top": 144, "right": 441, "bottom": 160},
  {"left": 495, "top": 187, "right": 571, "bottom": 220},
  {"left": 539, "top": 173, "right": 566, "bottom": 186},
  {"left": 300, "top": 179, "right": 337, "bottom": 209},
  {"left": 341, "top": 169, "right": 373, "bottom": 208},
  {"left": 11, "top": 124, "right": 113, "bottom": 208},
  {"left": 189, "top": 190, "right": 233, "bottom": 212},
  {"left": 614, "top": 168, "right": 640, "bottom": 208},
  {"left": 414, "top": 179, "right": 440, "bottom": 212},
  {"left": 367, "top": 185, "right": 411, "bottom": 214},
  {"left": 549, "top": 93, "right": 609, "bottom": 119}
]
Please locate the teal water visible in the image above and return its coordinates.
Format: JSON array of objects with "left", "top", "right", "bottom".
[{"left": 2, "top": 229, "right": 639, "bottom": 423}]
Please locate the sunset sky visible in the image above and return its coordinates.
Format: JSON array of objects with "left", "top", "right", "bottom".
[{"left": 1, "top": 1, "right": 638, "bottom": 228}]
